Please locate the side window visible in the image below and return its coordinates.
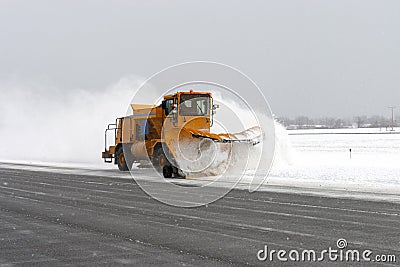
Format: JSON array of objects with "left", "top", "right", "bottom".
[
  {"left": 165, "top": 99, "right": 174, "bottom": 116},
  {"left": 135, "top": 120, "right": 148, "bottom": 141}
]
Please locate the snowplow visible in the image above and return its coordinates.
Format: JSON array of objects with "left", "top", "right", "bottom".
[{"left": 102, "top": 90, "right": 262, "bottom": 178}]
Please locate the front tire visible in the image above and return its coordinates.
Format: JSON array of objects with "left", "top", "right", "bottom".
[
  {"left": 153, "top": 146, "right": 174, "bottom": 178},
  {"left": 163, "top": 165, "right": 173, "bottom": 178},
  {"left": 152, "top": 146, "right": 168, "bottom": 171}
]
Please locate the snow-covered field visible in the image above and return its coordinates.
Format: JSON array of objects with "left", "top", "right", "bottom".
[{"left": 267, "top": 127, "right": 400, "bottom": 194}]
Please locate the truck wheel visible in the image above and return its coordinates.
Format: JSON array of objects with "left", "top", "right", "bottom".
[
  {"left": 116, "top": 147, "right": 129, "bottom": 171},
  {"left": 153, "top": 146, "right": 174, "bottom": 178},
  {"left": 163, "top": 165, "right": 173, "bottom": 178},
  {"left": 153, "top": 146, "right": 168, "bottom": 171}
]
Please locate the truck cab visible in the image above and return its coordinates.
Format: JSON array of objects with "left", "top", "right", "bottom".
[{"left": 161, "top": 90, "right": 213, "bottom": 131}]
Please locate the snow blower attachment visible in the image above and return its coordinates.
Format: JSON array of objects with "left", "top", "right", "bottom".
[
  {"left": 102, "top": 90, "right": 263, "bottom": 177},
  {"left": 187, "top": 126, "right": 262, "bottom": 146}
]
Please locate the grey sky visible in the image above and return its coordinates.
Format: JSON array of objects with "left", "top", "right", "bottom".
[{"left": 1, "top": 0, "right": 399, "bottom": 118}]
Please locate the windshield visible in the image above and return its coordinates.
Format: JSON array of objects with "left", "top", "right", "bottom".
[{"left": 180, "top": 94, "right": 210, "bottom": 116}]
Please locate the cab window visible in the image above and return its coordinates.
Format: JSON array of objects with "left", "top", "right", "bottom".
[
  {"left": 165, "top": 99, "right": 174, "bottom": 116},
  {"left": 180, "top": 94, "right": 210, "bottom": 116}
]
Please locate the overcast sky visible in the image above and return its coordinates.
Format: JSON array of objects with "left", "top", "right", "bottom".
[{"left": 1, "top": 0, "right": 399, "bottom": 118}]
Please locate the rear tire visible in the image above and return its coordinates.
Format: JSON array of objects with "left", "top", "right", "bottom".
[{"left": 116, "top": 146, "right": 129, "bottom": 171}]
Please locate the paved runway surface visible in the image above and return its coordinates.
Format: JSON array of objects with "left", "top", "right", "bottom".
[{"left": 0, "top": 166, "right": 399, "bottom": 266}]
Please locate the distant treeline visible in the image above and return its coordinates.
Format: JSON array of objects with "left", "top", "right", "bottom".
[{"left": 276, "top": 115, "right": 399, "bottom": 129}]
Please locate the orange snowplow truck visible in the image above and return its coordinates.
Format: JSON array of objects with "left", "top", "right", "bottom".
[{"left": 102, "top": 90, "right": 260, "bottom": 178}]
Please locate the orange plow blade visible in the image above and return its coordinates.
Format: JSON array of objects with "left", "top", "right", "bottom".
[{"left": 184, "top": 126, "right": 263, "bottom": 146}]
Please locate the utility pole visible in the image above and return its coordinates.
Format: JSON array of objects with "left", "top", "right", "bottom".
[{"left": 388, "top": 106, "right": 396, "bottom": 131}]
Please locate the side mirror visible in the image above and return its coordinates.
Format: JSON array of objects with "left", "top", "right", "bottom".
[
  {"left": 212, "top": 104, "right": 219, "bottom": 115},
  {"left": 161, "top": 101, "right": 166, "bottom": 109}
]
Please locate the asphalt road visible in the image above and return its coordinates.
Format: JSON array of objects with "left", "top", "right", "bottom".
[{"left": 0, "top": 166, "right": 399, "bottom": 266}]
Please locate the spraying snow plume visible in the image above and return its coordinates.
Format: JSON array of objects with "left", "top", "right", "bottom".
[
  {"left": 210, "top": 96, "right": 294, "bottom": 172},
  {"left": 273, "top": 120, "right": 295, "bottom": 166},
  {"left": 0, "top": 76, "right": 144, "bottom": 164}
]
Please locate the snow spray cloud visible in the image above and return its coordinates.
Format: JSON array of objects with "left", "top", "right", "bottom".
[
  {"left": 0, "top": 76, "right": 144, "bottom": 164},
  {"left": 125, "top": 62, "right": 275, "bottom": 207}
]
